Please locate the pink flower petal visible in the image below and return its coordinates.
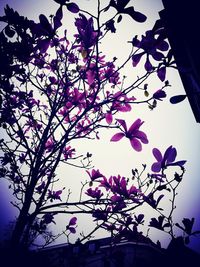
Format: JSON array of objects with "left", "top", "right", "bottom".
[
  {"left": 68, "top": 227, "right": 76, "bottom": 233},
  {"left": 130, "top": 138, "right": 142, "bottom": 152},
  {"left": 69, "top": 217, "right": 77, "bottom": 226},
  {"left": 87, "top": 70, "right": 95, "bottom": 86},
  {"left": 116, "top": 119, "right": 127, "bottom": 132},
  {"left": 128, "top": 119, "right": 143, "bottom": 134},
  {"left": 166, "top": 147, "right": 177, "bottom": 164},
  {"left": 66, "top": 3, "right": 79, "bottom": 13},
  {"left": 134, "top": 130, "right": 148, "bottom": 144},
  {"left": 118, "top": 103, "right": 132, "bottom": 112},
  {"left": 152, "top": 148, "right": 162, "bottom": 162},
  {"left": 111, "top": 195, "right": 122, "bottom": 202},
  {"left": 105, "top": 112, "right": 113, "bottom": 124},
  {"left": 151, "top": 162, "right": 162, "bottom": 173},
  {"left": 157, "top": 67, "right": 166, "bottom": 82},
  {"left": 145, "top": 57, "right": 153, "bottom": 72},
  {"left": 132, "top": 52, "right": 144, "bottom": 67},
  {"left": 110, "top": 132, "right": 125, "bottom": 142}
]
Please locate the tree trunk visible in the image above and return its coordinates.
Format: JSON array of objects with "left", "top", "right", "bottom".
[{"left": 10, "top": 204, "right": 30, "bottom": 249}]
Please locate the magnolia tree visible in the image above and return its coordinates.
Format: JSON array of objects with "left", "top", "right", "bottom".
[{"left": 0, "top": 0, "right": 199, "bottom": 252}]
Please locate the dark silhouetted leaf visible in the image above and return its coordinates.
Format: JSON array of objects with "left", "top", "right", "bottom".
[
  {"left": 134, "top": 214, "right": 144, "bottom": 224},
  {"left": 54, "top": 6, "right": 63, "bottom": 30},
  {"left": 157, "top": 185, "right": 166, "bottom": 191},
  {"left": 174, "top": 172, "right": 182, "bottom": 182},
  {"left": 39, "top": 14, "right": 52, "bottom": 34},
  {"left": 117, "top": 14, "right": 122, "bottom": 23},
  {"left": 170, "top": 95, "right": 187, "bottom": 104},
  {"left": 66, "top": 3, "right": 79, "bottom": 13},
  {"left": 149, "top": 216, "right": 164, "bottom": 230},
  {"left": 157, "top": 66, "right": 166, "bottom": 81},
  {"left": 124, "top": 7, "right": 147, "bottom": 23}
]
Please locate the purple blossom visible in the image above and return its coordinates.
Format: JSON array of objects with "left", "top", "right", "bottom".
[
  {"left": 75, "top": 14, "right": 98, "bottom": 52},
  {"left": 105, "top": 92, "right": 135, "bottom": 125},
  {"left": 85, "top": 187, "right": 103, "bottom": 200},
  {"left": 47, "top": 189, "right": 62, "bottom": 202},
  {"left": 66, "top": 3, "right": 79, "bottom": 13},
  {"left": 153, "top": 89, "right": 166, "bottom": 101},
  {"left": 86, "top": 169, "right": 104, "bottom": 181},
  {"left": 110, "top": 175, "right": 139, "bottom": 199},
  {"left": 151, "top": 146, "right": 186, "bottom": 173},
  {"left": 69, "top": 217, "right": 77, "bottom": 226},
  {"left": 42, "top": 213, "right": 56, "bottom": 225},
  {"left": 63, "top": 146, "right": 75, "bottom": 160},
  {"left": 143, "top": 193, "right": 164, "bottom": 209},
  {"left": 111, "top": 175, "right": 127, "bottom": 196},
  {"left": 157, "top": 66, "right": 166, "bottom": 82},
  {"left": 99, "top": 176, "right": 113, "bottom": 191},
  {"left": 101, "top": 62, "right": 120, "bottom": 85},
  {"left": 66, "top": 217, "right": 77, "bottom": 233},
  {"left": 92, "top": 208, "right": 111, "bottom": 221},
  {"left": 108, "top": 0, "right": 147, "bottom": 23},
  {"left": 45, "top": 137, "right": 55, "bottom": 153},
  {"left": 132, "top": 29, "right": 169, "bottom": 73},
  {"left": 134, "top": 214, "right": 145, "bottom": 225},
  {"left": 111, "top": 119, "right": 148, "bottom": 151},
  {"left": 149, "top": 216, "right": 166, "bottom": 230},
  {"left": 19, "top": 153, "right": 26, "bottom": 164}
]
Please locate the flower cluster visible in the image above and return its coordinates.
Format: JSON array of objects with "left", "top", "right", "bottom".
[{"left": 132, "top": 25, "right": 170, "bottom": 81}]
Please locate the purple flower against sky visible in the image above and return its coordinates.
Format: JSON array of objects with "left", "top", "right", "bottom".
[
  {"left": 105, "top": 92, "right": 136, "bottom": 124},
  {"left": 86, "top": 169, "right": 104, "bottom": 181},
  {"left": 111, "top": 119, "right": 148, "bottom": 151},
  {"left": 74, "top": 14, "right": 98, "bottom": 52},
  {"left": 69, "top": 217, "right": 77, "bottom": 226},
  {"left": 47, "top": 189, "right": 62, "bottom": 202},
  {"left": 153, "top": 89, "right": 166, "bottom": 101},
  {"left": 66, "top": 217, "right": 77, "bottom": 233},
  {"left": 151, "top": 146, "right": 187, "bottom": 173},
  {"left": 85, "top": 187, "right": 103, "bottom": 200},
  {"left": 99, "top": 176, "right": 113, "bottom": 191},
  {"left": 92, "top": 207, "right": 111, "bottom": 221},
  {"left": 132, "top": 29, "right": 169, "bottom": 76},
  {"left": 45, "top": 137, "right": 55, "bottom": 153},
  {"left": 66, "top": 3, "right": 79, "bottom": 13},
  {"left": 63, "top": 146, "right": 75, "bottom": 160},
  {"left": 42, "top": 213, "right": 56, "bottom": 225}
]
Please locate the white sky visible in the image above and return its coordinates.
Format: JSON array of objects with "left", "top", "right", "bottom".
[{"left": 0, "top": 0, "right": 200, "bottom": 253}]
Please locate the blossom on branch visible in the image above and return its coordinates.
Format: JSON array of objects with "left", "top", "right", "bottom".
[
  {"left": 74, "top": 14, "right": 98, "bottom": 54},
  {"left": 153, "top": 89, "right": 166, "bottom": 101},
  {"left": 151, "top": 146, "right": 186, "bottom": 173},
  {"left": 111, "top": 119, "right": 148, "bottom": 151},
  {"left": 85, "top": 187, "right": 103, "bottom": 200},
  {"left": 63, "top": 146, "right": 76, "bottom": 160},
  {"left": 86, "top": 169, "right": 104, "bottom": 181},
  {"left": 66, "top": 216, "right": 77, "bottom": 233},
  {"left": 132, "top": 27, "right": 169, "bottom": 79}
]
